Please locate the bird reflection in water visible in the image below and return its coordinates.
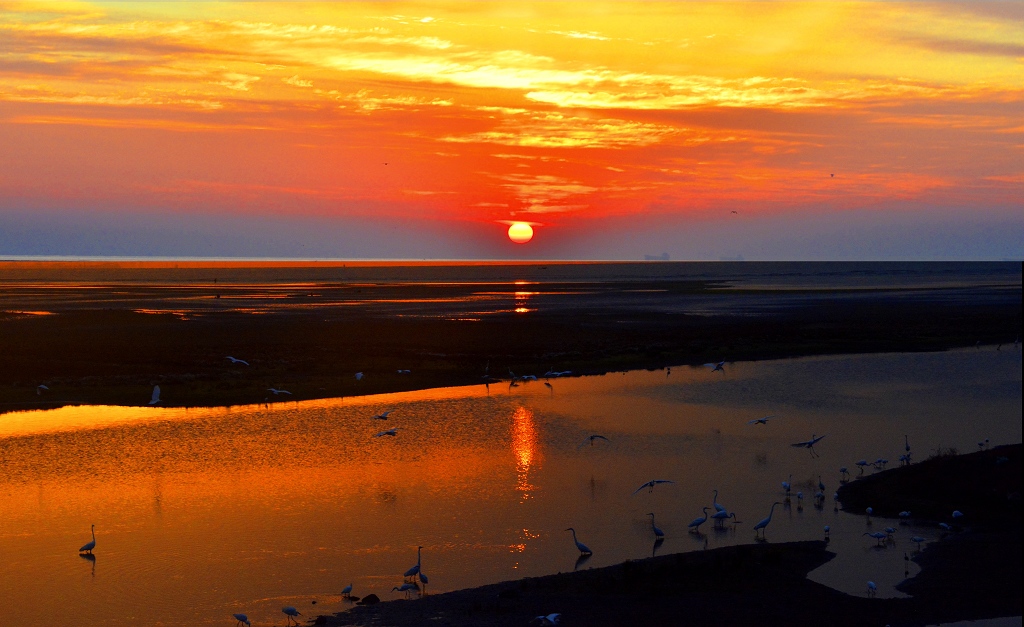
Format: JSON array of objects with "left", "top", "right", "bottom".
[
  {"left": 573, "top": 552, "right": 592, "bottom": 571},
  {"left": 652, "top": 536, "right": 665, "bottom": 558},
  {"left": 79, "top": 552, "right": 96, "bottom": 577},
  {"left": 511, "top": 407, "right": 539, "bottom": 502}
]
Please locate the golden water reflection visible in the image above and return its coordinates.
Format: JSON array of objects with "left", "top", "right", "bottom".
[
  {"left": 0, "top": 349, "right": 1019, "bottom": 626},
  {"left": 511, "top": 406, "right": 539, "bottom": 501}
]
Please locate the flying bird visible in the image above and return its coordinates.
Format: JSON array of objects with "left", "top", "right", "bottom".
[
  {"left": 791, "top": 434, "right": 826, "bottom": 457},
  {"left": 373, "top": 410, "right": 392, "bottom": 420},
  {"left": 226, "top": 356, "right": 249, "bottom": 365},
  {"left": 632, "top": 479, "right": 675, "bottom": 495},
  {"left": 36, "top": 384, "right": 49, "bottom": 395},
  {"left": 579, "top": 434, "right": 610, "bottom": 448},
  {"left": 706, "top": 361, "right": 726, "bottom": 373},
  {"left": 748, "top": 415, "right": 775, "bottom": 425},
  {"left": 148, "top": 385, "right": 161, "bottom": 405},
  {"left": 267, "top": 388, "right": 292, "bottom": 395},
  {"left": 375, "top": 428, "right": 400, "bottom": 437}
]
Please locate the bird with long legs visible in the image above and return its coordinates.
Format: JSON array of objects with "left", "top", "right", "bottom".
[
  {"left": 711, "top": 509, "right": 737, "bottom": 528},
  {"left": 688, "top": 507, "right": 710, "bottom": 533},
  {"left": 791, "top": 434, "right": 826, "bottom": 457},
  {"left": 79, "top": 524, "right": 96, "bottom": 554},
  {"left": 712, "top": 489, "right": 727, "bottom": 513},
  {"left": 232, "top": 614, "right": 250, "bottom": 626},
  {"left": 753, "top": 502, "right": 783, "bottom": 538},
  {"left": 282, "top": 607, "right": 301, "bottom": 626},
  {"left": 403, "top": 546, "right": 422, "bottom": 582},
  {"left": 341, "top": 583, "right": 354, "bottom": 600},
  {"left": 647, "top": 513, "right": 665, "bottom": 538},
  {"left": 565, "top": 528, "right": 592, "bottom": 555}
]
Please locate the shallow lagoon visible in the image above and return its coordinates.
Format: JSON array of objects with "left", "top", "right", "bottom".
[{"left": 1, "top": 347, "right": 1020, "bottom": 626}]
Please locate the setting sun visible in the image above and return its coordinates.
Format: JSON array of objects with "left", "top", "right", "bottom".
[{"left": 508, "top": 223, "right": 534, "bottom": 244}]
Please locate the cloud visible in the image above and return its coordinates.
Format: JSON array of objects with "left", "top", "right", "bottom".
[{"left": 283, "top": 75, "right": 312, "bottom": 87}]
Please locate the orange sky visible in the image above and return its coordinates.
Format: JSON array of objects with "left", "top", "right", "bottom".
[{"left": 0, "top": 2, "right": 1021, "bottom": 258}]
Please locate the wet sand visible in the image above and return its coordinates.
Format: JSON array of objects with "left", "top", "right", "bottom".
[
  {"left": 322, "top": 445, "right": 1022, "bottom": 627},
  {"left": 1, "top": 261, "right": 1020, "bottom": 412}
]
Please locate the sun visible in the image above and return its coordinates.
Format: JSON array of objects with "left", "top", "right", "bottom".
[{"left": 507, "top": 222, "right": 534, "bottom": 244}]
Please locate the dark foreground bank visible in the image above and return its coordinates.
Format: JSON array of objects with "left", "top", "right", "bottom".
[{"left": 319, "top": 445, "right": 1022, "bottom": 627}]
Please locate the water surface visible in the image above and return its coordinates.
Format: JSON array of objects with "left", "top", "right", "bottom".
[{"left": 0, "top": 347, "right": 1020, "bottom": 625}]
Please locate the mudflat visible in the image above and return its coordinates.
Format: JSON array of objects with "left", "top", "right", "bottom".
[{"left": 1, "top": 261, "right": 1020, "bottom": 412}]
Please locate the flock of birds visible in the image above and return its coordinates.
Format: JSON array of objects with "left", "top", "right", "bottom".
[{"left": 66, "top": 355, "right": 997, "bottom": 626}]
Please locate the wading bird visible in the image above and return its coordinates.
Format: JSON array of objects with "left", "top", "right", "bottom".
[
  {"left": 565, "top": 528, "right": 592, "bottom": 555},
  {"left": 375, "top": 428, "right": 400, "bottom": 437},
  {"left": 226, "top": 356, "right": 249, "bottom": 365},
  {"left": 341, "top": 584, "right": 353, "bottom": 599},
  {"left": 688, "top": 507, "right": 711, "bottom": 533},
  {"left": 840, "top": 467, "right": 850, "bottom": 482},
  {"left": 782, "top": 475, "right": 792, "bottom": 496},
  {"left": 393, "top": 583, "right": 419, "bottom": 595},
  {"left": 632, "top": 479, "right": 674, "bottom": 495},
  {"left": 748, "top": 415, "right": 775, "bottom": 425},
  {"left": 855, "top": 460, "right": 869, "bottom": 474},
  {"left": 911, "top": 536, "right": 926, "bottom": 549},
  {"left": 404, "top": 546, "right": 423, "bottom": 581},
  {"left": 355, "top": 372, "right": 364, "bottom": 381},
  {"left": 864, "top": 531, "right": 887, "bottom": 546},
  {"left": 647, "top": 513, "right": 665, "bottom": 538},
  {"left": 754, "top": 502, "right": 783, "bottom": 537},
  {"left": 282, "top": 607, "right": 301, "bottom": 626},
  {"left": 232, "top": 614, "right": 250, "bottom": 626},
  {"left": 79, "top": 524, "right": 96, "bottom": 554},
  {"left": 149, "top": 385, "right": 161, "bottom": 405},
  {"left": 711, "top": 509, "right": 737, "bottom": 527},
  {"left": 867, "top": 581, "right": 877, "bottom": 596},
  {"left": 712, "top": 489, "right": 727, "bottom": 513}
]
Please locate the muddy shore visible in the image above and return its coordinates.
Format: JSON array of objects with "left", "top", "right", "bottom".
[
  {"left": 321, "top": 446, "right": 1022, "bottom": 627},
  {"left": 1, "top": 263, "right": 1019, "bottom": 412}
]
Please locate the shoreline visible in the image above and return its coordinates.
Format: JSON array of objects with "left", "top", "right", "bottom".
[{"left": 320, "top": 445, "right": 1022, "bottom": 627}]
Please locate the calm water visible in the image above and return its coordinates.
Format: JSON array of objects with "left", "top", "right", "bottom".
[{"left": 0, "top": 347, "right": 1020, "bottom": 625}]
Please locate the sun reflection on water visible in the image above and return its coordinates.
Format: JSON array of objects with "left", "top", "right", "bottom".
[{"left": 510, "top": 406, "right": 539, "bottom": 501}]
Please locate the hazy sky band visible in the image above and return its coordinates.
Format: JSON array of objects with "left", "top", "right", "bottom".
[{"left": 1, "top": 2, "right": 1021, "bottom": 258}]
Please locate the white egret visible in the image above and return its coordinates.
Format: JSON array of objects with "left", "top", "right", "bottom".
[
  {"left": 579, "top": 434, "right": 610, "bottom": 448},
  {"left": 747, "top": 415, "right": 775, "bottom": 425},
  {"left": 899, "top": 511, "right": 911, "bottom": 522},
  {"left": 375, "top": 428, "right": 400, "bottom": 437},
  {"left": 818, "top": 476, "right": 826, "bottom": 492},
  {"left": 267, "top": 388, "right": 292, "bottom": 395},
  {"left": 393, "top": 583, "right": 418, "bottom": 594},
  {"left": 404, "top": 546, "right": 423, "bottom": 581},
  {"left": 939, "top": 522, "right": 951, "bottom": 531},
  {"left": 534, "top": 614, "right": 562, "bottom": 626},
  {"left": 36, "top": 384, "right": 49, "bottom": 395},
  {"left": 688, "top": 507, "right": 710, "bottom": 533},
  {"left": 782, "top": 475, "right": 792, "bottom": 495},
  {"left": 839, "top": 467, "right": 850, "bottom": 482},
  {"left": 632, "top": 479, "right": 674, "bottom": 495},
  {"left": 911, "top": 536, "right": 926, "bottom": 548},
  {"left": 884, "top": 527, "right": 897, "bottom": 537},
  {"left": 148, "top": 385, "right": 161, "bottom": 405},
  {"left": 418, "top": 570, "right": 429, "bottom": 586},
  {"left": 867, "top": 581, "right": 877, "bottom": 596},
  {"left": 341, "top": 583, "right": 353, "bottom": 599},
  {"left": 952, "top": 510, "right": 964, "bottom": 519},
  {"left": 791, "top": 434, "right": 826, "bottom": 457},
  {"left": 707, "top": 361, "right": 726, "bottom": 373},
  {"left": 232, "top": 614, "right": 250, "bottom": 626},
  {"left": 79, "top": 524, "right": 96, "bottom": 554},
  {"left": 712, "top": 489, "right": 727, "bottom": 513},
  {"left": 397, "top": 369, "right": 411, "bottom": 374},
  {"left": 373, "top": 410, "right": 392, "bottom": 420},
  {"left": 565, "top": 528, "right": 592, "bottom": 555},
  {"left": 824, "top": 525, "right": 830, "bottom": 538},
  {"left": 711, "top": 510, "right": 736, "bottom": 527},
  {"left": 753, "top": 502, "right": 783, "bottom": 537},
  {"left": 855, "top": 460, "right": 869, "bottom": 474},
  {"left": 544, "top": 382, "right": 553, "bottom": 390},
  {"left": 647, "top": 513, "right": 665, "bottom": 538},
  {"left": 282, "top": 606, "right": 301, "bottom": 626},
  {"left": 355, "top": 372, "right": 364, "bottom": 381},
  {"left": 864, "top": 531, "right": 888, "bottom": 546},
  {"left": 226, "top": 356, "right": 249, "bottom": 365}
]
